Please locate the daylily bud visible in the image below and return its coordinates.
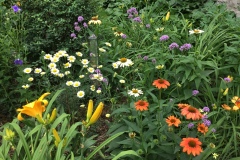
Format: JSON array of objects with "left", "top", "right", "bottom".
[
  {"left": 86, "top": 100, "right": 93, "bottom": 123},
  {"left": 36, "top": 114, "right": 45, "bottom": 124},
  {"left": 3, "top": 128, "right": 15, "bottom": 141},
  {"left": 86, "top": 102, "right": 104, "bottom": 127},
  {"left": 53, "top": 129, "right": 61, "bottom": 147},
  {"left": 223, "top": 88, "right": 229, "bottom": 96},
  {"left": 49, "top": 108, "right": 57, "bottom": 123}
]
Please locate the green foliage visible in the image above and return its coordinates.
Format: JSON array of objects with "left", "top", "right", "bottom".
[{"left": 21, "top": 0, "right": 98, "bottom": 59}]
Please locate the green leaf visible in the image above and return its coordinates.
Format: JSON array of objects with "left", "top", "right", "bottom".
[
  {"left": 112, "top": 150, "right": 141, "bottom": 160},
  {"left": 86, "top": 131, "right": 125, "bottom": 160}
]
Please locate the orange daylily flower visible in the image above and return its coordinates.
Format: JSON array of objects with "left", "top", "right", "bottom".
[{"left": 17, "top": 93, "right": 50, "bottom": 121}]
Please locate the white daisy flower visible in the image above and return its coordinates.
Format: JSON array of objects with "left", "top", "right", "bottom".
[
  {"left": 58, "top": 73, "right": 64, "bottom": 78},
  {"left": 128, "top": 88, "right": 143, "bottom": 97},
  {"left": 57, "top": 50, "right": 67, "bottom": 56},
  {"left": 79, "top": 75, "right": 85, "bottom": 78},
  {"left": 67, "top": 56, "right": 76, "bottom": 62},
  {"left": 99, "top": 48, "right": 106, "bottom": 52},
  {"left": 22, "top": 84, "right": 30, "bottom": 89},
  {"left": 87, "top": 67, "right": 95, "bottom": 73},
  {"left": 73, "top": 81, "right": 81, "bottom": 87},
  {"left": 81, "top": 59, "right": 89, "bottom": 65},
  {"left": 76, "top": 52, "right": 83, "bottom": 57},
  {"left": 119, "top": 79, "right": 125, "bottom": 83},
  {"left": 40, "top": 72, "right": 46, "bottom": 76},
  {"left": 23, "top": 68, "right": 32, "bottom": 74},
  {"left": 97, "top": 65, "right": 103, "bottom": 68},
  {"left": 50, "top": 68, "right": 59, "bottom": 75},
  {"left": 63, "top": 62, "right": 72, "bottom": 68},
  {"left": 112, "top": 63, "right": 118, "bottom": 69},
  {"left": 28, "top": 77, "right": 34, "bottom": 82},
  {"left": 96, "top": 89, "right": 101, "bottom": 94},
  {"left": 90, "top": 85, "right": 95, "bottom": 91},
  {"left": 44, "top": 54, "right": 52, "bottom": 60},
  {"left": 66, "top": 81, "right": 73, "bottom": 86},
  {"left": 65, "top": 71, "right": 70, "bottom": 75},
  {"left": 50, "top": 56, "right": 59, "bottom": 63},
  {"left": 105, "top": 42, "right": 111, "bottom": 47},
  {"left": 48, "top": 62, "right": 57, "bottom": 69},
  {"left": 83, "top": 64, "right": 88, "bottom": 68},
  {"left": 189, "top": 29, "right": 204, "bottom": 35},
  {"left": 116, "top": 58, "right": 134, "bottom": 67},
  {"left": 34, "top": 68, "right": 42, "bottom": 74},
  {"left": 77, "top": 90, "right": 85, "bottom": 98}
]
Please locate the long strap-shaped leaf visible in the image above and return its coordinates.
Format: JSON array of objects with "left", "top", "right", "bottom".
[
  {"left": 9, "top": 123, "right": 31, "bottom": 160},
  {"left": 112, "top": 150, "right": 142, "bottom": 160},
  {"left": 86, "top": 131, "right": 125, "bottom": 160}
]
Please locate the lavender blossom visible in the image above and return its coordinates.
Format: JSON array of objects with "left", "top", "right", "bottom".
[
  {"left": 224, "top": 77, "right": 231, "bottom": 83},
  {"left": 179, "top": 43, "right": 192, "bottom": 51},
  {"left": 192, "top": 90, "right": 199, "bottom": 96},
  {"left": 95, "top": 69, "right": 101, "bottom": 74},
  {"left": 188, "top": 123, "right": 194, "bottom": 129},
  {"left": 74, "top": 26, "right": 81, "bottom": 32},
  {"left": 83, "top": 22, "right": 88, "bottom": 28},
  {"left": 203, "top": 119, "right": 211, "bottom": 127},
  {"left": 202, "top": 106, "right": 210, "bottom": 112},
  {"left": 159, "top": 35, "right": 169, "bottom": 41},
  {"left": 121, "top": 34, "right": 127, "bottom": 39},
  {"left": 78, "top": 16, "right": 84, "bottom": 22},
  {"left": 74, "top": 22, "right": 78, "bottom": 26},
  {"left": 143, "top": 56, "right": 148, "bottom": 61},
  {"left": 152, "top": 58, "right": 156, "bottom": 64},
  {"left": 127, "top": 7, "right": 138, "bottom": 15},
  {"left": 146, "top": 24, "right": 150, "bottom": 28},
  {"left": 70, "top": 33, "right": 76, "bottom": 38},
  {"left": 128, "top": 14, "right": 134, "bottom": 19},
  {"left": 133, "top": 17, "right": 142, "bottom": 23},
  {"left": 169, "top": 42, "right": 179, "bottom": 50}
]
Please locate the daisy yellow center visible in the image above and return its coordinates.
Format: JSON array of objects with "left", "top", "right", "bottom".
[
  {"left": 187, "top": 106, "right": 197, "bottom": 113},
  {"left": 188, "top": 140, "right": 196, "bottom": 147},
  {"left": 138, "top": 101, "right": 145, "bottom": 106},
  {"left": 194, "top": 29, "right": 200, "bottom": 33},
  {"left": 120, "top": 58, "right": 127, "bottom": 63},
  {"left": 132, "top": 89, "right": 138, "bottom": 93}
]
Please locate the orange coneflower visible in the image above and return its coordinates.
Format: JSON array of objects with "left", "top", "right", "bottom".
[
  {"left": 135, "top": 100, "right": 149, "bottom": 111},
  {"left": 152, "top": 78, "right": 170, "bottom": 89},
  {"left": 181, "top": 105, "right": 202, "bottom": 120},
  {"left": 197, "top": 123, "right": 208, "bottom": 135},
  {"left": 180, "top": 137, "right": 203, "bottom": 156},
  {"left": 178, "top": 103, "right": 191, "bottom": 109},
  {"left": 166, "top": 115, "right": 181, "bottom": 127}
]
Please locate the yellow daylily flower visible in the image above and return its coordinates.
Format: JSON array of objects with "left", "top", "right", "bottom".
[
  {"left": 53, "top": 129, "right": 61, "bottom": 147},
  {"left": 223, "top": 88, "right": 229, "bottom": 96},
  {"left": 86, "top": 102, "right": 104, "bottom": 127},
  {"left": 17, "top": 93, "right": 50, "bottom": 121}
]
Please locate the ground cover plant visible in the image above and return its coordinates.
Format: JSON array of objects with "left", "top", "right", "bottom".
[{"left": 0, "top": 0, "right": 240, "bottom": 159}]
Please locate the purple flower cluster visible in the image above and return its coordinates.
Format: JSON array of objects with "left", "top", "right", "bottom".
[
  {"left": 202, "top": 106, "right": 210, "bottom": 112},
  {"left": 70, "top": 15, "right": 88, "bottom": 38},
  {"left": 121, "top": 34, "right": 127, "bottom": 39},
  {"left": 152, "top": 58, "right": 156, "bottom": 64},
  {"left": 14, "top": 59, "right": 23, "bottom": 65},
  {"left": 127, "top": 7, "right": 142, "bottom": 23},
  {"left": 159, "top": 35, "right": 169, "bottom": 41},
  {"left": 188, "top": 123, "right": 194, "bottom": 129},
  {"left": 192, "top": 90, "right": 199, "bottom": 96},
  {"left": 180, "top": 43, "right": 192, "bottom": 51},
  {"left": 143, "top": 56, "right": 148, "bottom": 61},
  {"left": 133, "top": 17, "right": 142, "bottom": 23},
  {"left": 12, "top": 5, "right": 21, "bottom": 13},
  {"left": 169, "top": 42, "right": 179, "bottom": 50},
  {"left": 146, "top": 24, "right": 150, "bottom": 28},
  {"left": 202, "top": 114, "right": 211, "bottom": 127}
]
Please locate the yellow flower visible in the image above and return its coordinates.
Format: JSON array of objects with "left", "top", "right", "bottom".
[
  {"left": 223, "top": 88, "right": 229, "bottom": 96},
  {"left": 86, "top": 102, "right": 104, "bottom": 127},
  {"left": 52, "top": 129, "right": 61, "bottom": 147},
  {"left": 86, "top": 100, "right": 93, "bottom": 123},
  {"left": 162, "top": 12, "right": 170, "bottom": 21},
  {"left": 3, "top": 128, "right": 15, "bottom": 141},
  {"left": 17, "top": 93, "right": 50, "bottom": 121}
]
